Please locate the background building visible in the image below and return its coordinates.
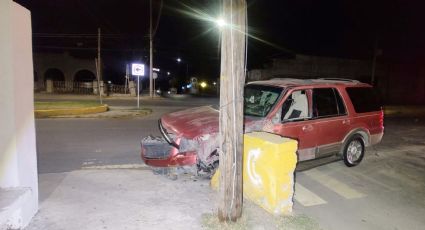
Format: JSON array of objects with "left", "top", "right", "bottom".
[{"left": 248, "top": 54, "right": 425, "bottom": 105}]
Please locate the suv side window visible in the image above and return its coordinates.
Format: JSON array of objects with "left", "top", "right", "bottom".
[
  {"left": 313, "top": 88, "right": 346, "bottom": 118},
  {"left": 281, "top": 90, "right": 309, "bottom": 121},
  {"left": 346, "top": 87, "right": 381, "bottom": 113}
]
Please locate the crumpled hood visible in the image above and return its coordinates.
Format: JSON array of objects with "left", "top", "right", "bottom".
[
  {"left": 161, "top": 105, "right": 272, "bottom": 140},
  {"left": 161, "top": 106, "right": 219, "bottom": 139}
]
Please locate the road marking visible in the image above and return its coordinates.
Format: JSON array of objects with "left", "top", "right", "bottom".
[
  {"left": 349, "top": 170, "right": 399, "bottom": 191},
  {"left": 304, "top": 169, "right": 366, "bottom": 199},
  {"left": 378, "top": 169, "right": 421, "bottom": 189},
  {"left": 321, "top": 164, "right": 399, "bottom": 191},
  {"left": 294, "top": 183, "right": 327, "bottom": 206},
  {"left": 82, "top": 164, "right": 149, "bottom": 170}
]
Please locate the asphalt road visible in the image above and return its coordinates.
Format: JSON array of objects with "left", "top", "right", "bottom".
[
  {"left": 35, "top": 96, "right": 219, "bottom": 173},
  {"left": 35, "top": 97, "right": 425, "bottom": 229}
]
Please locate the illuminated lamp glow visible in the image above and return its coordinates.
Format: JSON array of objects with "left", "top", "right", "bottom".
[{"left": 215, "top": 18, "right": 226, "bottom": 27}]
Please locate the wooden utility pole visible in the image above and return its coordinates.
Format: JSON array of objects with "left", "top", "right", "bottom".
[
  {"left": 95, "top": 58, "right": 102, "bottom": 104},
  {"left": 218, "top": 0, "right": 247, "bottom": 222},
  {"left": 371, "top": 34, "right": 379, "bottom": 85}
]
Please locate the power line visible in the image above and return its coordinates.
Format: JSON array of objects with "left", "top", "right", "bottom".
[
  {"left": 33, "top": 45, "right": 144, "bottom": 52},
  {"left": 33, "top": 45, "right": 220, "bottom": 60},
  {"left": 33, "top": 33, "right": 149, "bottom": 39}
]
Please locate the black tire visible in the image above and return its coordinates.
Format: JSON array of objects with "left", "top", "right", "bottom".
[{"left": 343, "top": 134, "right": 365, "bottom": 167}]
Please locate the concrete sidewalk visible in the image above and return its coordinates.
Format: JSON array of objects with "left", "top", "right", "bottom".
[
  {"left": 26, "top": 169, "right": 216, "bottom": 230},
  {"left": 25, "top": 168, "right": 321, "bottom": 230}
]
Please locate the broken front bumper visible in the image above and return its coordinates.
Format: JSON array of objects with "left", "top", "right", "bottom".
[{"left": 141, "top": 136, "right": 197, "bottom": 167}]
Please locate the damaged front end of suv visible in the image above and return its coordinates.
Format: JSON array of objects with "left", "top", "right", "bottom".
[
  {"left": 141, "top": 84, "right": 284, "bottom": 176},
  {"left": 141, "top": 106, "right": 221, "bottom": 175}
]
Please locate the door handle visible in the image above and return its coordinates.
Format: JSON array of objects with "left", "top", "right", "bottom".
[{"left": 342, "top": 119, "right": 350, "bottom": 125}]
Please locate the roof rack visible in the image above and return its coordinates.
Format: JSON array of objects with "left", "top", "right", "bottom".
[
  {"left": 318, "top": 78, "right": 360, "bottom": 83},
  {"left": 270, "top": 78, "right": 313, "bottom": 83}
]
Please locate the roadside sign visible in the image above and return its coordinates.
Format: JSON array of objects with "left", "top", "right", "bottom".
[
  {"left": 132, "top": 63, "right": 145, "bottom": 76},
  {"left": 131, "top": 63, "right": 144, "bottom": 109},
  {"left": 153, "top": 72, "right": 158, "bottom": 80}
]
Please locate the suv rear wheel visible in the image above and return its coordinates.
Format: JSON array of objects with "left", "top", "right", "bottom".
[{"left": 343, "top": 134, "right": 365, "bottom": 167}]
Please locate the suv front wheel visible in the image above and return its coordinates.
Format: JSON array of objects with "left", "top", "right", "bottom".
[{"left": 343, "top": 134, "right": 365, "bottom": 167}]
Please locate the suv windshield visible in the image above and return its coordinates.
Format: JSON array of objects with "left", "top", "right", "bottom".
[{"left": 244, "top": 84, "right": 283, "bottom": 117}]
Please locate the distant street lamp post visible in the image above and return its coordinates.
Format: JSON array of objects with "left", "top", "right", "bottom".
[
  {"left": 149, "top": 0, "right": 153, "bottom": 98},
  {"left": 149, "top": 0, "right": 164, "bottom": 98},
  {"left": 176, "top": 57, "right": 189, "bottom": 85},
  {"left": 371, "top": 35, "right": 382, "bottom": 86}
]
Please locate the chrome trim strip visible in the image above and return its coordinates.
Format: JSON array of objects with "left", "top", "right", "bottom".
[
  {"left": 158, "top": 119, "right": 179, "bottom": 149},
  {"left": 317, "top": 142, "right": 342, "bottom": 157}
]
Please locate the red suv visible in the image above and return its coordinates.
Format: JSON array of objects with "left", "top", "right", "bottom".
[{"left": 141, "top": 78, "right": 384, "bottom": 173}]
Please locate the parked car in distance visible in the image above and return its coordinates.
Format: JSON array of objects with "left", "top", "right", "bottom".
[{"left": 141, "top": 78, "right": 384, "bottom": 174}]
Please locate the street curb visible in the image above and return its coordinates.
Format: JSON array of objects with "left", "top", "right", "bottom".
[{"left": 34, "top": 104, "right": 108, "bottom": 118}]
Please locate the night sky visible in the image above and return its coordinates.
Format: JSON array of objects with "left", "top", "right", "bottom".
[{"left": 15, "top": 0, "right": 425, "bottom": 84}]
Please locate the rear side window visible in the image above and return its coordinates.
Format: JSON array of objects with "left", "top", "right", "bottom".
[
  {"left": 313, "top": 88, "right": 346, "bottom": 118},
  {"left": 346, "top": 87, "right": 381, "bottom": 113}
]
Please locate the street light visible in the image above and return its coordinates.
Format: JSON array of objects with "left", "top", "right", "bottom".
[
  {"left": 215, "top": 18, "right": 226, "bottom": 28},
  {"left": 176, "top": 57, "right": 189, "bottom": 82}
]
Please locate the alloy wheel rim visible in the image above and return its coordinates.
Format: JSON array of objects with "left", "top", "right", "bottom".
[{"left": 347, "top": 140, "right": 362, "bottom": 164}]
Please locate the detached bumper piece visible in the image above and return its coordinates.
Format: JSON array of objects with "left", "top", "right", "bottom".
[
  {"left": 141, "top": 135, "right": 197, "bottom": 167},
  {"left": 141, "top": 136, "right": 172, "bottom": 159}
]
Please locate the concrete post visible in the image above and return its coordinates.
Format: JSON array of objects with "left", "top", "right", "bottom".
[
  {"left": 93, "top": 80, "right": 98, "bottom": 95},
  {"left": 212, "top": 132, "right": 298, "bottom": 215},
  {"left": 0, "top": 1, "right": 39, "bottom": 229},
  {"left": 129, "top": 81, "right": 136, "bottom": 96},
  {"left": 46, "top": 79, "right": 53, "bottom": 93},
  {"left": 99, "top": 81, "right": 105, "bottom": 96}
]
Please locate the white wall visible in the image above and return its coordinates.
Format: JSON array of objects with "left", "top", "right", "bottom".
[{"left": 0, "top": 0, "right": 38, "bottom": 228}]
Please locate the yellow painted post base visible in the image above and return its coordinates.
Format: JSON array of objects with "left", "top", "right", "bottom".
[{"left": 211, "top": 132, "right": 298, "bottom": 215}]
